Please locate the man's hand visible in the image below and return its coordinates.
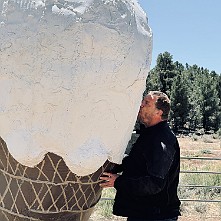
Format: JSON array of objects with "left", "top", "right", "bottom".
[{"left": 99, "top": 172, "right": 119, "bottom": 188}]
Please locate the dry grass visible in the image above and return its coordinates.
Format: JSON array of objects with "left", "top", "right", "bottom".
[
  {"left": 90, "top": 135, "right": 221, "bottom": 221},
  {"left": 178, "top": 135, "right": 221, "bottom": 157}
]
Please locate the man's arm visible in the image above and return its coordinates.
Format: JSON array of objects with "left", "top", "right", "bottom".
[{"left": 100, "top": 172, "right": 166, "bottom": 196}]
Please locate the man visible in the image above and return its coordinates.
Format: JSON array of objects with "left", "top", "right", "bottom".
[{"left": 100, "top": 91, "right": 181, "bottom": 221}]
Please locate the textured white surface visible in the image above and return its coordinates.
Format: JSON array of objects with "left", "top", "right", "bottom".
[{"left": 0, "top": 0, "right": 152, "bottom": 176}]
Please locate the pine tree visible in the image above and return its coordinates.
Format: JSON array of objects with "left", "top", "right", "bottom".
[
  {"left": 185, "top": 65, "right": 204, "bottom": 131},
  {"left": 201, "top": 70, "right": 220, "bottom": 131},
  {"left": 155, "top": 52, "right": 176, "bottom": 95},
  {"left": 145, "top": 52, "right": 220, "bottom": 133},
  {"left": 170, "top": 71, "right": 189, "bottom": 132},
  {"left": 145, "top": 68, "right": 161, "bottom": 95}
]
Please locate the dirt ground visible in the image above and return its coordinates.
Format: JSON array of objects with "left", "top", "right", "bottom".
[
  {"left": 178, "top": 135, "right": 221, "bottom": 157},
  {"left": 89, "top": 214, "right": 221, "bottom": 221}
]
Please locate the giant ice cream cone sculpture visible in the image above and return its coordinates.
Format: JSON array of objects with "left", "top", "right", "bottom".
[
  {"left": 0, "top": 138, "right": 114, "bottom": 220},
  {"left": 0, "top": 0, "right": 152, "bottom": 220}
]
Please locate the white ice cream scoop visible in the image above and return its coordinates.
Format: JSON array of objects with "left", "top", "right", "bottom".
[{"left": 0, "top": 0, "right": 152, "bottom": 176}]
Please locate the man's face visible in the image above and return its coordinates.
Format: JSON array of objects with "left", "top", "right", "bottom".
[{"left": 138, "top": 94, "right": 159, "bottom": 127}]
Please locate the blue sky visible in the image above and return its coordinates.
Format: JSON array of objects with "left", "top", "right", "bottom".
[{"left": 138, "top": 0, "right": 221, "bottom": 74}]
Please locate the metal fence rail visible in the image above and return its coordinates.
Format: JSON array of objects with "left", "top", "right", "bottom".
[
  {"left": 180, "top": 170, "right": 221, "bottom": 174},
  {"left": 181, "top": 156, "right": 221, "bottom": 161},
  {"left": 179, "top": 199, "right": 221, "bottom": 203},
  {"left": 179, "top": 156, "right": 221, "bottom": 203},
  {"left": 179, "top": 184, "right": 221, "bottom": 189}
]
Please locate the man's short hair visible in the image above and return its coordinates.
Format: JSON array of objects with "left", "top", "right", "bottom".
[{"left": 148, "top": 91, "right": 171, "bottom": 120}]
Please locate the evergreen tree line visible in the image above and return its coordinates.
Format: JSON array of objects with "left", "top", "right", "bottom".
[{"left": 145, "top": 51, "right": 221, "bottom": 133}]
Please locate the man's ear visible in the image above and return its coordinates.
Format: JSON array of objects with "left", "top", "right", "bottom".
[{"left": 157, "top": 109, "right": 163, "bottom": 117}]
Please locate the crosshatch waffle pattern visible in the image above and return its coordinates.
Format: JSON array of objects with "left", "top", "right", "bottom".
[{"left": 0, "top": 137, "right": 114, "bottom": 221}]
